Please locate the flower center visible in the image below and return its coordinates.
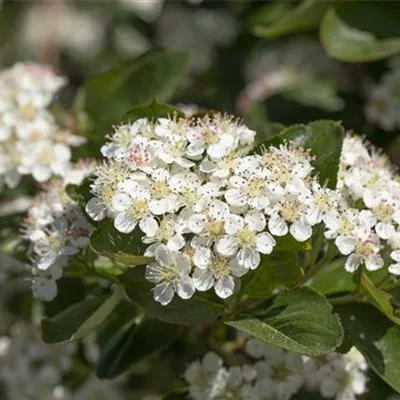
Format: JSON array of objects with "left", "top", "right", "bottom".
[
  {"left": 210, "top": 256, "right": 230, "bottom": 280},
  {"left": 207, "top": 220, "right": 225, "bottom": 238},
  {"left": 151, "top": 180, "right": 170, "bottom": 199},
  {"left": 245, "top": 177, "right": 265, "bottom": 197},
  {"left": 128, "top": 199, "right": 149, "bottom": 219},
  {"left": 280, "top": 201, "right": 301, "bottom": 223},
  {"left": 236, "top": 228, "right": 256, "bottom": 247},
  {"left": 374, "top": 202, "right": 394, "bottom": 222}
]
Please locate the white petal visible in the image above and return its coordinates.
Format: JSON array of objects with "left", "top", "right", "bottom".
[
  {"left": 175, "top": 253, "right": 191, "bottom": 274},
  {"left": 365, "top": 254, "right": 384, "bottom": 271},
  {"left": 237, "top": 247, "right": 260, "bottom": 270},
  {"left": 32, "top": 278, "right": 57, "bottom": 301},
  {"left": 193, "top": 269, "right": 214, "bottom": 291},
  {"left": 112, "top": 193, "right": 131, "bottom": 212},
  {"left": 388, "top": 263, "right": 400, "bottom": 275},
  {"left": 224, "top": 214, "right": 243, "bottom": 235},
  {"left": 187, "top": 214, "right": 207, "bottom": 234},
  {"left": 256, "top": 233, "right": 276, "bottom": 255},
  {"left": 335, "top": 236, "right": 356, "bottom": 255},
  {"left": 268, "top": 214, "right": 288, "bottom": 237},
  {"left": 85, "top": 198, "right": 105, "bottom": 221},
  {"left": 375, "top": 222, "right": 395, "bottom": 240},
  {"left": 176, "top": 278, "right": 195, "bottom": 299},
  {"left": 155, "top": 245, "right": 175, "bottom": 266},
  {"left": 153, "top": 282, "right": 174, "bottom": 305},
  {"left": 149, "top": 199, "right": 169, "bottom": 215},
  {"left": 391, "top": 250, "right": 400, "bottom": 262},
  {"left": 208, "top": 200, "right": 229, "bottom": 220},
  {"left": 214, "top": 276, "right": 235, "bottom": 299},
  {"left": 167, "top": 234, "right": 185, "bottom": 252},
  {"left": 345, "top": 254, "right": 361, "bottom": 273},
  {"left": 216, "top": 236, "right": 238, "bottom": 257},
  {"left": 32, "top": 165, "right": 52, "bottom": 182},
  {"left": 230, "top": 259, "right": 248, "bottom": 277},
  {"left": 245, "top": 211, "right": 266, "bottom": 232},
  {"left": 139, "top": 216, "right": 158, "bottom": 236},
  {"left": 193, "top": 248, "right": 212, "bottom": 269},
  {"left": 290, "top": 221, "right": 312, "bottom": 242},
  {"left": 225, "top": 189, "right": 247, "bottom": 207},
  {"left": 323, "top": 210, "right": 341, "bottom": 231},
  {"left": 114, "top": 212, "right": 138, "bottom": 233}
]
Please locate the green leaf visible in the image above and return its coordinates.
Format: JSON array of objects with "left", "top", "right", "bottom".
[
  {"left": 334, "top": 1, "right": 400, "bottom": 39},
  {"left": 242, "top": 252, "right": 302, "bottom": 298},
  {"left": 226, "top": 287, "right": 343, "bottom": 356},
  {"left": 252, "top": 0, "right": 330, "bottom": 38},
  {"left": 310, "top": 258, "right": 357, "bottom": 295},
  {"left": 337, "top": 303, "right": 400, "bottom": 392},
  {"left": 96, "top": 318, "right": 180, "bottom": 379},
  {"left": 121, "top": 100, "right": 185, "bottom": 124},
  {"left": 360, "top": 272, "right": 400, "bottom": 325},
  {"left": 122, "top": 267, "right": 223, "bottom": 325},
  {"left": 263, "top": 121, "right": 344, "bottom": 189},
  {"left": 42, "top": 287, "right": 123, "bottom": 343},
  {"left": 320, "top": 8, "right": 400, "bottom": 62},
  {"left": 90, "top": 219, "right": 152, "bottom": 266},
  {"left": 79, "top": 50, "right": 190, "bottom": 137}
]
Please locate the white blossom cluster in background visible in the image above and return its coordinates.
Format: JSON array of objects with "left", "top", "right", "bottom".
[
  {"left": 337, "top": 135, "right": 400, "bottom": 275},
  {"left": 238, "top": 37, "right": 348, "bottom": 114},
  {"left": 0, "top": 322, "right": 124, "bottom": 400},
  {"left": 0, "top": 322, "right": 76, "bottom": 400},
  {"left": 0, "top": 63, "right": 85, "bottom": 190},
  {"left": 85, "top": 114, "right": 400, "bottom": 306},
  {"left": 22, "top": 161, "right": 95, "bottom": 301},
  {"left": 184, "top": 338, "right": 368, "bottom": 400},
  {"left": 157, "top": 5, "right": 238, "bottom": 73},
  {"left": 365, "top": 58, "right": 400, "bottom": 131}
]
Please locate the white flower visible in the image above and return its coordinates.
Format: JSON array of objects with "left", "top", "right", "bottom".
[
  {"left": 143, "top": 215, "right": 185, "bottom": 256},
  {"left": 112, "top": 187, "right": 157, "bottom": 235},
  {"left": 216, "top": 211, "right": 275, "bottom": 269},
  {"left": 336, "top": 233, "right": 383, "bottom": 273},
  {"left": 145, "top": 246, "right": 195, "bottom": 305},
  {"left": 192, "top": 252, "right": 246, "bottom": 299},
  {"left": 267, "top": 198, "right": 312, "bottom": 242},
  {"left": 184, "top": 352, "right": 229, "bottom": 400}
]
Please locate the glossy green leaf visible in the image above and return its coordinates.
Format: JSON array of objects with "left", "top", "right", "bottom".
[
  {"left": 320, "top": 8, "right": 400, "bottom": 62},
  {"left": 337, "top": 303, "right": 400, "bottom": 392},
  {"left": 242, "top": 252, "right": 302, "bottom": 298},
  {"left": 96, "top": 318, "right": 180, "bottom": 379},
  {"left": 310, "top": 258, "right": 357, "bottom": 295},
  {"left": 121, "top": 100, "right": 185, "bottom": 124},
  {"left": 79, "top": 50, "right": 189, "bottom": 136},
  {"left": 90, "top": 219, "right": 152, "bottom": 266},
  {"left": 226, "top": 287, "right": 343, "bottom": 356},
  {"left": 42, "top": 287, "right": 123, "bottom": 343},
  {"left": 334, "top": 1, "right": 400, "bottom": 38},
  {"left": 360, "top": 272, "right": 400, "bottom": 325},
  {"left": 252, "top": 0, "right": 330, "bottom": 38},
  {"left": 122, "top": 267, "right": 223, "bottom": 325}
]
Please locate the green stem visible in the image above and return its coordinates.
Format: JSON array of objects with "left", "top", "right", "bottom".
[
  {"left": 301, "top": 242, "right": 336, "bottom": 283},
  {"left": 329, "top": 292, "right": 363, "bottom": 306}
]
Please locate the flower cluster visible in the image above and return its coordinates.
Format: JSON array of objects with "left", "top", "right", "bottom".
[
  {"left": 0, "top": 63, "right": 84, "bottom": 190},
  {"left": 0, "top": 322, "right": 124, "bottom": 400},
  {"left": 85, "top": 113, "right": 400, "bottom": 306},
  {"left": 239, "top": 37, "right": 348, "bottom": 114},
  {"left": 22, "top": 161, "right": 95, "bottom": 301},
  {"left": 183, "top": 338, "right": 368, "bottom": 400},
  {"left": 337, "top": 135, "right": 400, "bottom": 274},
  {"left": 365, "top": 58, "right": 400, "bottom": 131},
  {"left": 87, "top": 114, "right": 333, "bottom": 305},
  {"left": 0, "top": 322, "right": 76, "bottom": 400}
]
